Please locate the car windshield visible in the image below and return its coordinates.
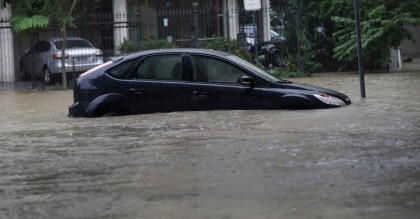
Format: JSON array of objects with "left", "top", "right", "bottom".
[
  {"left": 226, "top": 55, "right": 286, "bottom": 83},
  {"left": 54, "top": 40, "right": 93, "bottom": 49}
]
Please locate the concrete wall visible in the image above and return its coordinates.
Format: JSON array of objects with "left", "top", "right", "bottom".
[
  {"left": 258, "top": 0, "right": 271, "bottom": 42},
  {"left": 113, "top": 0, "right": 129, "bottom": 55},
  {"left": 226, "top": 0, "right": 239, "bottom": 40},
  {"left": 400, "top": 25, "right": 420, "bottom": 57}
]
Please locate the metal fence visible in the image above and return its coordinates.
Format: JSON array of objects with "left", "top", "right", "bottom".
[
  {"left": 0, "top": 9, "right": 231, "bottom": 90},
  {"left": 0, "top": 4, "right": 309, "bottom": 91}
]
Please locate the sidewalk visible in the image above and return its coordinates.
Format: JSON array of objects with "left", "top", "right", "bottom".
[
  {"left": 399, "top": 54, "right": 420, "bottom": 72},
  {"left": 0, "top": 81, "right": 44, "bottom": 91}
]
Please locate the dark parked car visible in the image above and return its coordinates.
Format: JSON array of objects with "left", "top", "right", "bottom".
[
  {"left": 68, "top": 49, "right": 351, "bottom": 117},
  {"left": 20, "top": 37, "right": 104, "bottom": 85}
]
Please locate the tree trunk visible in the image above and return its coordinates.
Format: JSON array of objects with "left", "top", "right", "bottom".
[
  {"left": 60, "top": 0, "right": 79, "bottom": 89},
  {"left": 60, "top": 24, "right": 68, "bottom": 89}
]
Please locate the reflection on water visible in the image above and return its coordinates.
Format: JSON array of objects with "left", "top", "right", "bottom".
[{"left": 0, "top": 72, "right": 419, "bottom": 219}]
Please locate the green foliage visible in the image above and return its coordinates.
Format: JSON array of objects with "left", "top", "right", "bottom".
[
  {"left": 200, "top": 37, "right": 252, "bottom": 62},
  {"left": 201, "top": 37, "right": 228, "bottom": 51},
  {"left": 297, "top": 33, "right": 322, "bottom": 73},
  {"left": 51, "top": 82, "right": 66, "bottom": 90},
  {"left": 9, "top": 0, "right": 80, "bottom": 36},
  {"left": 119, "top": 40, "right": 139, "bottom": 54},
  {"left": 267, "top": 66, "right": 310, "bottom": 79},
  {"left": 320, "top": 0, "right": 420, "bottom": 71},
  {"left": 119, "top": 39, "right": 176, "bottom": 54},
  {"left": 200, "top": 38, "right": 308, "bottom": 78},
  {"left": 9, "top": 0, "right": 81, "bottom": 89},
  {"left": 140, "top": 39, "right": 176, "bottom": 51},
  {"left": 285, "top": 0, "right": 420, "bottom": 71},
  {"left": 11, "top": 14, "right": 49, "bottom": 33},
  {"left": 10, "top": 0, "right": 51, "bottom": 34}
]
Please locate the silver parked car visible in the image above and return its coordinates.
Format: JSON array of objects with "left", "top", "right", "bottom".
[{"left": 20, "top": 37, "right": 104, "bottom": 85}]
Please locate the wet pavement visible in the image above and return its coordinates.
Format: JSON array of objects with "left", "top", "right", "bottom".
[{"left": 0, "top": 72, "right": 419, "bottom": 219}]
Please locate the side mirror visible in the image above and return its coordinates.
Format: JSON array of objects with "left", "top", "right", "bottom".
[{"left": 240, "top": 75, "right": 254, "bottom": 87}]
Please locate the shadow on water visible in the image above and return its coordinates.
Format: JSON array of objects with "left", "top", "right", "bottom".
[{"left": 0, "top": 72, "right": 419, "bottom": 218}]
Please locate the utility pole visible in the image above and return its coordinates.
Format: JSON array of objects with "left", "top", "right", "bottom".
[
  {"left": 353, "top": 0, "right": 366, "bottom": 98},
  {"left": 243, "top": 0, "right": 262, "bottom": 64},
  {"left": 193, "top": 2, "right": 199, "bottom": 48}
]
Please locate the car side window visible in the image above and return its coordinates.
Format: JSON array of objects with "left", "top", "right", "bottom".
[
  {"left": 190, "top": 55, "right": 247, "bottom": 84},
  {"left": 34, "top": 41, "right": 50, "bottom": 53},
  {"left": 106, "top": 58, "right": 139, "bottom": 79},
  {"left": 135, "top": 55, "right": 182, "bottom": 81}
]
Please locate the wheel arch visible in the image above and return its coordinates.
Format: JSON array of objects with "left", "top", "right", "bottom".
[
  {"left": 280, "top": 94, "right": 316, "bottom": 109},
  {"left": 86, "top": 93, "right": 135, "bottom": 117}
]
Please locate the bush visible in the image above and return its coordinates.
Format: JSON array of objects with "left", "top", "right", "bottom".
[
  {"left": 119, "top": 40, "right": 139, "bottom": 54},
  {"left": 201, "top": 37, "right": 312, "bottom": 79},
  {"left": 267, "top": 67, "right": 310, "bottom": 79},
  {"left": 201, "top": 37, "right": 252, "bottom": 62}
]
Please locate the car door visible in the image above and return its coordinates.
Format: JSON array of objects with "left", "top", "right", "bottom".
[
  {"left": 33, "top": 41, "right": 51, "bottom": 74},
  {"left": 22, "top": 43, "right": 40, "bottom": 77},
  {"left": 125, "top": 54, "right": 188, "bottom": 113},
  {"left": 185, "top": 54, "right": 261, "bottom": 111}
]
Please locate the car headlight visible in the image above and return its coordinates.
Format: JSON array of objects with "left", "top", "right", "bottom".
[{"left": 313, "top": 93, "right": 346, "bottom": 106}]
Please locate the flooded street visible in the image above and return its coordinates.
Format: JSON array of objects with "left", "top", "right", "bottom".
[{"left": 1, "top": 72, "right": 419, "bottom": 219}]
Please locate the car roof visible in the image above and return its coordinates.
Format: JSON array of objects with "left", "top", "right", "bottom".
[
  {"left": 121, "top": 48, "right": 233, "bottom": 60},
  {"left": 48, "top": 37, "right": 87, "bottom": 42}
]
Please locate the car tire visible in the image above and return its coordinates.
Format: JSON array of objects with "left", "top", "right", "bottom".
[
  {"left": 92, "top": 103, "right": 130, "bottom": 117},
  {"left": 20, "top": 62, "right": 29, "bottom": 81},
  {"left": 43, "top": 67, "right": 53, "bottom": 85},
  {"left": 20, "top": 70, "right": 30, "bottom": 81}
]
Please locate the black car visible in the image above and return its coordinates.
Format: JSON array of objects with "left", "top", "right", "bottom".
[{"left": 68, "top": 49, "right": 351, "bottom": 117}]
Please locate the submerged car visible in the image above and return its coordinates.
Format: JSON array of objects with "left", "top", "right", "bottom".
[
  {"left": 20, "top": 37, "right": 104, "bottom": 84},
  {"left": 68, "top": 49, "right": 351, "bottom": 117}
]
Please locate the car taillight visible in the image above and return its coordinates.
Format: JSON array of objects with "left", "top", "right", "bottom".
[
  {"left": 94, "top": 50, "right": 103, "bottom": 56},
  {"left": 52, "top": 53, "right": 69, "bottom": 60},
  {"left": 79, "top": 61, "right": 113, "bottom": 78}
]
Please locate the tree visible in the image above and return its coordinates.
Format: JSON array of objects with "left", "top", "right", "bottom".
[
  {"left": 278, "top": 0, "right": 420, "bottom": 71},
  {"left": 327, "top": 0, "right": 420, "bottom": 71},
  {"left": 53, "top": 0, "right": 80, "bottom": 88},
  {"left": 4, "top": 0, "right": 80, "bottom": 88}
]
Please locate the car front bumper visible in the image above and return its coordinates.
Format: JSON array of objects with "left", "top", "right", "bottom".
[{"left": 68, "top": 101, "right": 90, "bottom": 117}]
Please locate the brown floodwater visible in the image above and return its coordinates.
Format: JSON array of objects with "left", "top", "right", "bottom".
[{"left": 0, "top": 72, "right": 419, "bottom": 219}]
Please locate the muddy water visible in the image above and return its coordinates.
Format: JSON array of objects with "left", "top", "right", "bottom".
[{"left": 0, "top": 72, "right": 419, "bottom": 219}]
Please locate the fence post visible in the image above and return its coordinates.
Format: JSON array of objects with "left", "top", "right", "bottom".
[
  {"left": 226, "top": 8, "right": 231, "bottom": 53},
  {"left": 296, "top": 9, "right": 301, "bottom": 73},
  {"left": 193, "top": 2, "right": 199, "bottom": 48},
  {"left": 252, "top": 11, "right": 258, "bottom": 64},
  {"left": 137, "top": 12, "right": 141, "bottom": 43}
]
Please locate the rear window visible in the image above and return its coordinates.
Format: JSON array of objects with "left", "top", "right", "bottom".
[
  {"left": 54, "top": 40, "right": 93, "bottom": 49},
  {"left": 106, "top": 58, "right": 139, "bottom": 79}
]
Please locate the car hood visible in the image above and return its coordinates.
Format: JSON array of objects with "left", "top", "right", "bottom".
[{"left": 280, "top": 83, "right": 352, "bottom": 104}]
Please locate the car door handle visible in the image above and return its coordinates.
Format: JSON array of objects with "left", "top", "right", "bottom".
[
  {"left": 192, "top": 90, "right": 209, "bottom": 97},
  {"left": 129, "top": 88, "right": 144, "bottom": 94}
]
